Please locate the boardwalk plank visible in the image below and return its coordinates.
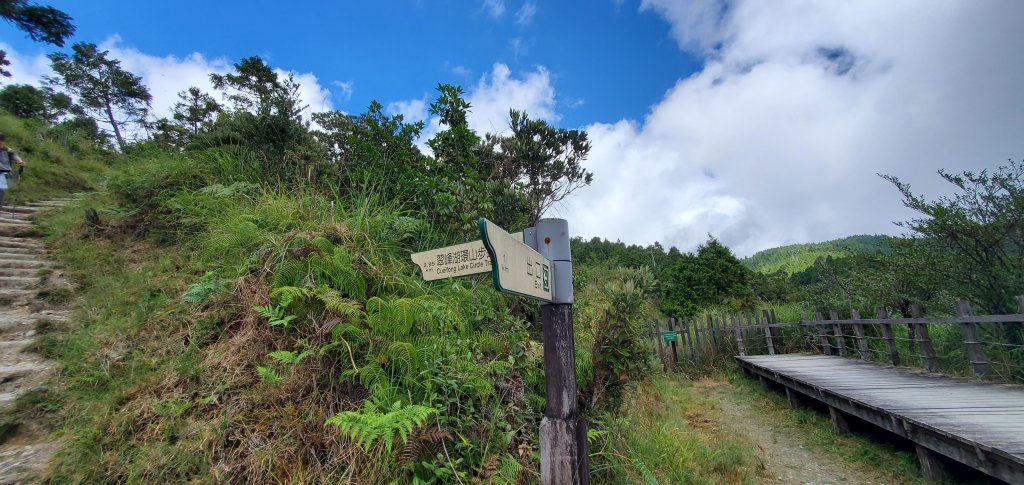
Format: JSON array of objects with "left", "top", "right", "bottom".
[{"left": 736, "top": 354, "right": 1024, "bottom": 484}]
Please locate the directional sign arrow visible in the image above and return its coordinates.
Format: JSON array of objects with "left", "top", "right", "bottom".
[
  {"left": 411, "top": 232, "right": 523, "bottom": 282},
  {"left": 479, "top": 218, "right": 552, "bottom": 302}
]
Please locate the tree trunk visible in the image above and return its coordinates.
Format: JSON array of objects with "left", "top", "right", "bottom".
[{"left": 104, "top": 99, "right": 126, "bottom": 150}]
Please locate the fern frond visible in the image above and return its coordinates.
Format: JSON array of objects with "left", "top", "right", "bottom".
[{"left": 325, "top": 401, "right": 436, "bottom": 454}]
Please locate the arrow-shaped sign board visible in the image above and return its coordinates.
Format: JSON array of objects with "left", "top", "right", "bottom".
[
  {"left": 479, "top": 218, "right": 552, "bottom": 302},
  {"left": 411, "top": 232, "right": 523, "bottom": 282}
]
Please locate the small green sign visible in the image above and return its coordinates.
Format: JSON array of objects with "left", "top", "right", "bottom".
[{"left": 662, "top": 331, "right": 678, "bottom": 343}]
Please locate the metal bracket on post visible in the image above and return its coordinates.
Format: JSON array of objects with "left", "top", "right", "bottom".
[{"left": 527, "top": 218, "right": 587, "bottom": 484}]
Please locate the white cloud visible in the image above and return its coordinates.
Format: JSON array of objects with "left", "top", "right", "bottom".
[
  {"left": 482, "top": 0, "right": 506, "bottom": 18},
  {"left": 390, "top": 62, "right": 557, "bottom": 154},
  {"left": 559, "top": 1, "right": 1024, "bottom": 256},
  {"left": 2, "top": 36, "right": 336, "bottom": 125},
  {"left": 387, "top": 97, "right": 429, "bottom": 124},
  {"left": 467, "top": 63, "right": 556, "bottom": 135},
  {"left": 331, "top": 80, "right": 354, "bottom": 103},
  {"left": 516, "top": 2, "right": 536, "bottom": 25}
]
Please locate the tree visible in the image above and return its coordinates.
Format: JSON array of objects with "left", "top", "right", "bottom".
[
  {"left": 171, "top": 86, "right": 221, "bottom": 137},
  {"left": 0, "top": 0, "right": 75, "bottom": 77},
  {"left": 0, "top": 83, "right": 73, "bottom": 121},
  {"left": 46, "top": 42, "right": 152, "bottom": 150},
  {"left": 491, "top": 109, "right": 592, "bottom": 223},
  {"left": 210, "top": 56, "right": 310, "bottom": 180},
  {"left": 883, "top": 160, "right": 1024, "bottom": 316}
]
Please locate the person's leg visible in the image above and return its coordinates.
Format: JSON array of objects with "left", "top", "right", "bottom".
[{"left": 0, "top": 188, "right": 6, "bottom": 212}]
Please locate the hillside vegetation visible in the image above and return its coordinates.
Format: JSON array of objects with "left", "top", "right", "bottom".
[
  {"left": 0, "top": 112, "right": 106, "bottom": 203},
  {"left": 741, "top": 234, "right": 892, "bottom": 274}
]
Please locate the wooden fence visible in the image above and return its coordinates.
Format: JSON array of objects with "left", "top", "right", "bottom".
[{"left": 646, "top": 296, "right": 1024, "bottom": 382}]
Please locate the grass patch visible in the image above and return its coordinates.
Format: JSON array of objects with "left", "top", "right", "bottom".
[
  {"left": 597, "top": 375, "right": 762, "bottom": 484},
  {"left": 35, "top": 285, "right": 72, "bottom": 306}
]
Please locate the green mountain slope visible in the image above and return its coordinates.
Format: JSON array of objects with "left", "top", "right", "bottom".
[
  {"left": 742, "top": 234, "right": 893, "bottom": 274},
  {"left": 0, "top": 111, "right": 107, "bottom": 203}
]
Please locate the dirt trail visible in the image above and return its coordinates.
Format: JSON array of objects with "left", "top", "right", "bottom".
[
  {"left": 0, "top": 199, "right": 75, "bottom": 484},
  {"left": 697, "top": 379, "right": 894, "bottom": 485}
]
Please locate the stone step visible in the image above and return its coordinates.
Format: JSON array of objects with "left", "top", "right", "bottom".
[
  {"left": 23, "top": 202, "right": 64, "bottom": 208},
  {"left": 0, "top": 218, "right": 30, "bottom": 226},
  {"left": 0, "top": 269, "right": 40, "bottom": 279},
  {"left": 0, "top": 278, "right": 36, "bottom": 290},
  {"left": 0, "top": 212, "right": 30, "bottom": 221},
  {"left": 0, "top": 237, "right": 40, "bottom": 247},
  {"left": 0, "top": 240, "right": 41, "bottom": 251},
  {"left": 0, "top": 225, "right": 39, "bottom": 239},
  {"left": 0, "top": 207, "right": 42, "bottom": 215},
  {"left": 0, "top": 248, "right": 43, "bottom": 257},
  {"left": 0, "top": 261, "right": 46, "bottom": 270}
]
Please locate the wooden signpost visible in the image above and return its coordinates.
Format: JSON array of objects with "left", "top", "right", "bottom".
[{"left": 413, "top": 218, "right": 587, "bottom": 485}]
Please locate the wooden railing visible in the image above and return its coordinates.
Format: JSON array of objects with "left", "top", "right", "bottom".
[{"left": 647, "top": 296, "right": 1024, "bottom": 381}]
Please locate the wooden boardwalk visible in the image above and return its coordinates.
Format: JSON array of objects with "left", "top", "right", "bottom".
[{"left": 736, "top": 354, "right": 1024, "bottom": 483}]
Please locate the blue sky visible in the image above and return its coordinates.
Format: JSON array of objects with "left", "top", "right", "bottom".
[
  {"left": 2, "top": 1, "right": 1023, "bottom": 256},
  {"left": 2, "top": 0, "right": 700, "bottom": 128}
]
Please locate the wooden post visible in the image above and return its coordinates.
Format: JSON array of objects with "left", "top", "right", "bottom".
[
  {"left": 534, "top": 219, "right": 587, "bottom": 485},
  {"left": 667, "top": 318, "right": 679, "bottom": 367},
  {"left": 762, "top": 309, "right": 776, "bottom": 355},
  {"left": 654, "top": 319, "right": 667, "bottom": 371},
  {"left": 816, "top": 312, "right": 832, "bottom": 355},
  {"left": 732, "top": 314, "right": 746, "bottom": 356},
  {"left": 829, "top": 406, "right": 851, "bottom": 433},
  {"left": 692, "top": 315, "right": 704, "bottom": 360},
  {"left": 912, "top": 304, "right": 939, "bottom": 373},
  {"left": 712, "top": 315, "right": 720, "bottom": 351},
  {"left": 851, "top": 309, "right": 870, "bottom": 361},
  {"left": 770, "top": 308, "right": 782, "bottom": 351},
  {"left": 957, "top": 299, "right": 990, "bottom": 377},
  {"left": 539, "top": 304, "right": 588, "bottom": 484},
  {"left": 878, "top": 307, "right": 900, "bottom": 366},
  {"left": 685, "top": 316, "right": 696, "bottom": 360},
  {"left": 830, "top": 310, "right": 847, "bottom": 357},
  {"left": 915, "top": 444, "right": 951, "bottom": 482}
]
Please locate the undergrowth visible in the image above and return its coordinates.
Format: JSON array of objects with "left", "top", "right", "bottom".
[{"left": 33, "top": 153, "right": 547, "bottom": 483}]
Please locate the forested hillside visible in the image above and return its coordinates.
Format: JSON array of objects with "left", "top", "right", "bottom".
[{"left": 741, "top": 234, "right": 892, "bottom": 274}]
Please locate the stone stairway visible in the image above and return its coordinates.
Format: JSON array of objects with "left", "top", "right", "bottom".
[{"left": 0, "top": 199, "right": 76, "bottom": 484}]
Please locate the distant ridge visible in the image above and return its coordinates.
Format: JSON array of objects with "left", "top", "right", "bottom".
[{"left": 742, "top": 234, "right": 892, "bottom": 274}]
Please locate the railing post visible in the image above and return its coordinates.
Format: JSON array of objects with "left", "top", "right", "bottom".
[
  {"left": 851, "top": 309, "right": 870, "bottom": 361},
  {"left": 654, "top": 319, "right": 667, "bottom": 371},
  {"left": 911, "top": 304, "right": 939, "bottom": 372},
  {"left": 957, "top": 300, "right": 990, "bottom": 377},
  {"left": 667, "top": 318, "right": 679, "bottom": 367},
  {"left": 732, "top": 313, "right": 746, "bottom": 356},
  {"left": 762, "top": 309, "right": 776, "bottom": 355},
  {"left": 878, "top": 307, "right": 900, "bottom": 366},
  {"left": 707, "top": 313, "right": 719, "bottom": 354},
  {"left": 685, "top": 316, "right": 695, "bottom": 360},
  {"left": 816, "top": 312, "right": 831, "bottom": 355},
  {"left": 770, "top": 308, "right": 782, "bottom": 351},
  {"left": 830, "top": 310, "right": 847, "bottom": 357}
]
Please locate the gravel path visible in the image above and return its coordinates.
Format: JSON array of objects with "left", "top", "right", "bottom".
[{"left": 697, "top": 379, "right": 896, "bottom": 485}]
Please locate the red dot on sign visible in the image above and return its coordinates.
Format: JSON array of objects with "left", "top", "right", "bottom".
[{"left": 544, "top": 237, "right": 551, "bottom": 244}]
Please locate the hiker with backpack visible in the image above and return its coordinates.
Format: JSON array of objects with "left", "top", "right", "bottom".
[{"left": 0, "top": 133, "right": 26, "bottom": 212}]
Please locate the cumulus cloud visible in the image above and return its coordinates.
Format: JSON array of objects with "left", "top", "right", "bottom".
[
  {"left": 467, "top": 63, "right": 556, "bottom": 135},
  {"left": 2, "top": 36, "right": 335, "bottom": 123},
  {"left": 390, "top": 62, "right": 557, "bottom": 154},
  {"left": 387, "top": 97, "right": 429, "bottom": 124},
  {"left": 331, "top": 80, "right": 354, "bottom": 103},
  {"left": 559, "top": 1, "right": 1024, "bottom": 256}
]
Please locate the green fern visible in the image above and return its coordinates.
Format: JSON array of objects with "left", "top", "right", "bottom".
[
  {"left": 181, "top": 272, "right": 228, "bottom": 305},
  {"left": 254, "top": 304, "right": 297, "bottom": 328},
  {"left": 325, "top": 401, "right": 436, "bottom": 453},
  {"left": 269, "top": 350, "right": 312, "bottom": 365},
  {"left": 493, "top": 453, "right": 523, "bottom": 484},
  {"left": 256, "top": 366, "right": 281, "bottom": 384}
]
